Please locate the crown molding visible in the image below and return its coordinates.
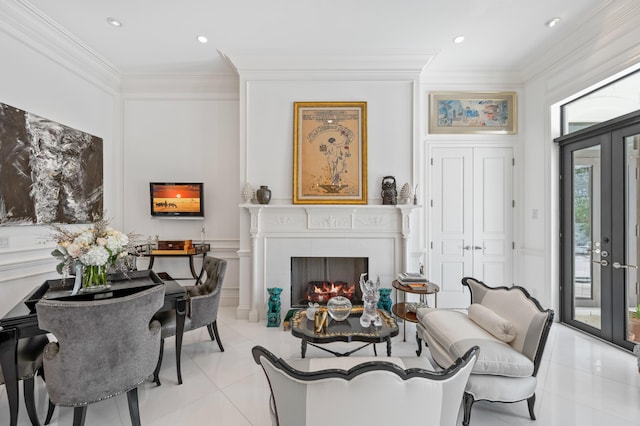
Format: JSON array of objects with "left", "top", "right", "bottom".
[
  {"left": 421, "top": 70, "right": 525, "bottom": 87},
  {"left": 120, "top": 74, "right": 239, "bottom": 97},
  {"left": 3, "top": 1, "right": 121, "bottom": 93},
  {"left": 220, "top": 48, "right": 439, "bottom": 80}
]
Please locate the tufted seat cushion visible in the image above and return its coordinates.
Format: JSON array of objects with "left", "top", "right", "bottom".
[{"left": 417, "top": 308, "right": 533, "bottom": 377}]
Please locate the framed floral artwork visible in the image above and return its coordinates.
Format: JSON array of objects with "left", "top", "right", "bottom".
[
  {"left": 429, "top": 92, "right": 517, "bottom": 134},
  {"left": 293, "top": 101, "right": 367, "bottom": 204}
]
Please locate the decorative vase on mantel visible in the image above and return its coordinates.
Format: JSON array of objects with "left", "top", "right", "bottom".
[{"left": 256, "top": 185, "right": 271, "bottom": 204}]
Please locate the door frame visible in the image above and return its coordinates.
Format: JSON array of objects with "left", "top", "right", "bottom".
[{"left": 556, "top": 111, "right": 640, "bottom": 350}]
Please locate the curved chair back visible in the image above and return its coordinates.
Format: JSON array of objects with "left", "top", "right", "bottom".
[
  {"left": 36, "top": 285, "right": 164, "bottom": 406},
  {"left": 252, "top": 345, "right": 479, "bottom": 426},
  {"left": 187, "top": 256, "right": 227, "bottom": 328}
]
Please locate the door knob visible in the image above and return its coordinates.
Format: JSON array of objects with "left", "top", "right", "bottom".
[
  {"left": 592, "top": 259, "right": 609, "bottom": 267},
  {"left": 612, "top": 262, "right": 637, "bottom": 269},
  {"left": 463, "top": 245, "right": 472, "bottom": 250},
  {"left": 473, "top": 246, "right": 484, "bottom": 250}
]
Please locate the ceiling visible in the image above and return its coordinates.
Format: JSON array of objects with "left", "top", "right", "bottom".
[{"left": 22, "top": 0, "right": 609, "bottom": 76}]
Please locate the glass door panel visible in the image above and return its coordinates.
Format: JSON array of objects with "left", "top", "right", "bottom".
[
  {"left": 625, "top": 134, "right": 640, "bottom": 345},
  {"left": 573, "top": 146, "right": 602, "bottom": 329}
]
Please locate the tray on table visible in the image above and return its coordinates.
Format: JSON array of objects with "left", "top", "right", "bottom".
[{"left": 24, "top": 269, "right": 164, "bottom": 312}]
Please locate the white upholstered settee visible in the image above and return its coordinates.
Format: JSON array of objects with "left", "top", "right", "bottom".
[
  {"left": 416, "top": 277, "right": 554, "bottom": 425},
  {"left": 252, "top": 344, "right": 479, "bottom": 426}
]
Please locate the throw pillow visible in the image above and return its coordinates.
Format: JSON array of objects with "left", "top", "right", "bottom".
[{"left": 468, "top": 303, "right": 517, "bottom": 343}]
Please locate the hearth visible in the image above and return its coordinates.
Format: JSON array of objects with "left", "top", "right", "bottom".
[{"left": 291, "top": 257, "right": 368, "bottom": 307}]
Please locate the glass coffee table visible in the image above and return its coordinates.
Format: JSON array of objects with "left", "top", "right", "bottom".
[{"left": 290, "top": 306, "right": 399, "bottom": 358}]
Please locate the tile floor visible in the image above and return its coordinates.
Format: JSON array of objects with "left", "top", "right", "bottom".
[{"left": 2, "top": 306, "right": 640, "bottom": 425}]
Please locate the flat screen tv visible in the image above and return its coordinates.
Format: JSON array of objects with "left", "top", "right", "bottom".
[{"left": 149, "top": 182, "right": 204, "bottom": 218}]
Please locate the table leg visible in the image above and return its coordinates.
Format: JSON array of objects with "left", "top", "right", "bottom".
[
  {"left": 148, "top": 255, "right": 155, "bottom": 269},
  {"left": 387, "top": 339, "right": 392, "bottom": 356},
  {"left": 175, "top": 298, "right": 186, "bottom": 385},
  {"left": 0, "top": 328, "right": 19, "bottom": 426},
  {"left": 373, "top": 344, "right": 378, "bottom": 356},
  {"left": 301, "top": 340, "right": 307, "bottom": 358},
  {"left": 188, "top": 255, "right": 199, "bottom": 281}
]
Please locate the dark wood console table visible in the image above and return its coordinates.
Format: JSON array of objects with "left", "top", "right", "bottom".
[{"left": 139, "top": 243, "right": 210, "bottom": 283}]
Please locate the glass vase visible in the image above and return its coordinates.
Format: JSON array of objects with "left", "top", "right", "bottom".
[{"left": 82, "top": 264, "right": 109, "bottom": 291}]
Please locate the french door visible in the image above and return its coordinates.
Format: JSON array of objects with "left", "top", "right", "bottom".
[
  {"left": 559, "top": 114, "right": 640, "bottom": 350},
  {"left": 430, "top": 146, "right": 513, "bottom": 308}
]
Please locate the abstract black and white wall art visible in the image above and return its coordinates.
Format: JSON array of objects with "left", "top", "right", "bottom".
[{"left": 0, "top": 102, "right": 103, "bottom": 225}]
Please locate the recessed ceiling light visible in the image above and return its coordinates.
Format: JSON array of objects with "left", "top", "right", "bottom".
[
  {"left": 197, "top": 35, "right": 208, "bottom": 44},
  {"left": 545, "top": 17, "right": 561, "bottom": 28},
  {"left": 453, "top": 35, "right": 465, "bottom": 44},
  {"left": 106, "top": 17, "right": 122, "bottom": 27}
]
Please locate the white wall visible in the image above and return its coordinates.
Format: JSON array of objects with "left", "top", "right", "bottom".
[
  {"left": 120, "top": 76, "right": 240, "bottom": 305},
  {"left": 0, "top": 3, "right": 120, "bottom": 315}
]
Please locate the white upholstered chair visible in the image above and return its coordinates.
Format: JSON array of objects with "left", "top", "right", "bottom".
[
  {"left": 416, "top": 277, "right": 554, "bottom": 425},
  {"left": 252, "top": 344, "right": 479, "bottom": 426}
]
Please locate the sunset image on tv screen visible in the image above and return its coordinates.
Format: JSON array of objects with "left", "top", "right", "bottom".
[{"left": 152, "top": 184, "right": 201, "bottom": 213}]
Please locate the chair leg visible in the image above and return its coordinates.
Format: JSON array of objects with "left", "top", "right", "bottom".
[
  {"left": 208, "top": 321, "right": 224, "bottom": 352},
  {"left": 463, "top": 392, "right": 474, "bottom": 426},
  {"left": 44, "top": 400, "right": 56, "bottom": 425},
  {"left": 23, "top": 377, "right": 40, "bottom": 426},
  {"left": 527, "top": 394, "right": 537, "bottom": 420},
  {"left": 126, "top": 387, "right": 142, "bottom": 426},
  {"left": 416, "top": 332, "right": 423, "bottom": 356},
  {"left": 152, "top": 338, "right": 165, "bottom": 386},
  {"left": 72, "top": 406, "right": 87, "bottom": 426}
]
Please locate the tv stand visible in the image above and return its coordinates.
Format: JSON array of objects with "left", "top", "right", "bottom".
[{"left": 138, "top": 243, "right": 210, "bottom": 283}]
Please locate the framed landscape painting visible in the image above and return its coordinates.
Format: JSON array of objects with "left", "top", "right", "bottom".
[
  {"left": 293, "top": 101, "right": 367, "bottom": 204},
  {"left": 429, "top": 92, "right": 517, "bottom": 134}
]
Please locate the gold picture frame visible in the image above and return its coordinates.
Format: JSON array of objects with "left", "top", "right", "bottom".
[
  {"left": 429, "top": 91, "right": 517, "bottom": 134},
  {"left": 293, "top": 101, "right": 367, "bottom": 204}
]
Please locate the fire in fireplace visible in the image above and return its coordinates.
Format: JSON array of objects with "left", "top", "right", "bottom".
[
  {"left": 307, "top": 280, "right": 356, "bottom": 303},
  {"left": 291, "top": 257, "right": 368, "bottom": 307}
]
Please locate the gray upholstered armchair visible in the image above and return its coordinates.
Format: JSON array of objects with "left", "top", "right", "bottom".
[
  {"left": 252, "top": 345, "right": 479, "bottom": 426},
  {"left": 153, "top": 256, "right": 227, "bottom": 385},
  {"left": 36, "top": 285, "right": 165, "bottom": 426},
  {"left": 0, "top": 330, "right": 49, "bottom": 426}
]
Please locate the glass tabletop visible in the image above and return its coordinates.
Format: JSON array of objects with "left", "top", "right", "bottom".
[{"left": 290, "top": 306, "right": 398, "bottom": 342}]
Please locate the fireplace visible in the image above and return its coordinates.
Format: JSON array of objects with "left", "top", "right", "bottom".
[{"left": 291, "top": 257, "right": 368, "bottom": 307}]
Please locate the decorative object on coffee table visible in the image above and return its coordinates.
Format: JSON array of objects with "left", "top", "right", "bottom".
[
  {"left": 326, "top": 296, "right": 352, "bottom": 321},
  {"left": 305, "top": 302, "right": 319, "bottom": 320},
  {"left": 290, "top": 306, "right": 398, "bottom": 358},
  {"left": 256, "top": 185, "right": 271, "bottom": 204},
  {"left": 267, "top": 287, "right": 282, "bottom": 327},
  {"left": 359, "top": 273, "right": 382, "bottom": 327}
]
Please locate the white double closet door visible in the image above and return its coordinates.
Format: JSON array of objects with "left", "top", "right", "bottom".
[{"left": 429, "top": 146, "right": 513, "bottom": 308}]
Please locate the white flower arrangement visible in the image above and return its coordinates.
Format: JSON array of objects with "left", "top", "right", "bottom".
[{"left": 49, "top": 218, "right": 131, "bottom": 275}]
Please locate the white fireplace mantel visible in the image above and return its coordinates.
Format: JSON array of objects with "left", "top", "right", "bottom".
[{"left": 241, "top": 204, "right": 419, "bottom": 321}]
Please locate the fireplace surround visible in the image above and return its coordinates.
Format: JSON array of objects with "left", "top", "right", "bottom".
[{"left": 240, "top": 204, "right": 418, "bottom": 321}]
